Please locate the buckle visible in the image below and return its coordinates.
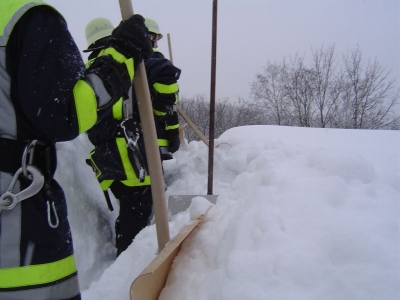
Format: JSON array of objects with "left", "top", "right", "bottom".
[{"left": 0, "top": 138, "right": 56, "bottom": 179}]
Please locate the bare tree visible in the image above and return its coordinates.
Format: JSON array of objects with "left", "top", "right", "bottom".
[
  {"left": 282, "top": 56, "right": 315, "bottom": 127},
  {"left": 342, "top": 47, "right": 400, "bottom": 129},
  {"left": 179, "top": 94, "right": 210, "bottom": 142},
  {"left": 178, "top": 95, "right": 267, "bottom": 142},
  {"left": 311, "top": 45, "right": 342, "bottom": 128},
  {"left": 250, "top": 45, "right": 400, "bottom": 130},
  {"left": 251, "top": 63, "right": 288, "bottom": 125}
]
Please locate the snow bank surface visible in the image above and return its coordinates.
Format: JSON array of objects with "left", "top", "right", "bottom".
[{"left": 55, "top": 125, "right": 399, "bottom": 300}]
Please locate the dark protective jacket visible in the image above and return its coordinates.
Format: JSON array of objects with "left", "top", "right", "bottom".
[
  {"left": 0, "top": 1, "right": 136, "bottom": 299},
  {"left": 0, "top": 2, "right": 82, "bottom": 299},
  {"left": 147, "top": 50, "right": 181, "bottom": 153},
  {"left": 87, "top": 49, "right": 181, "bottom": 190}
]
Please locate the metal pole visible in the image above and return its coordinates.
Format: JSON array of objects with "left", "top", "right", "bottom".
[
  {"left": 167, "top": 33, "right": 173, "bottom": 63},
  {"left": 207, "top": 0, "right": 217, "bottom": 195},
  {"left": 118, "top": 0, "right": 170, "bottom": 252}
]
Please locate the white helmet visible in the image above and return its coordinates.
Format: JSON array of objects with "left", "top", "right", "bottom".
[
  {"left": 85, "top": 17, "right": 114, "bottom": 47},
  {"left": 144, "top": 18, "right": 163, "bottom": 40}
]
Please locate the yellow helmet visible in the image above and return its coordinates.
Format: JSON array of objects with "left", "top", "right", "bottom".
[
  {"left": 85, "top": 17, "right": 114, "bottom": 47},
  {"left": 144, "top": 18, "right": 163, "bottom": 40}
]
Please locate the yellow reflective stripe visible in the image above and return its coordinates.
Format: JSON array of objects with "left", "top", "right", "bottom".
[
  {"left": 100, "top": 179, "right": 113, "bottom": 191},
  {"left": 116, "top": 138, "right": 150, "bottom": 186},
  {"left": 153, "top": 109, "right": 166, "bottom": 117},
  {"left": 99, "top": 47, "right": 127, "bottom": 63},
  {"left": 85, "top": 58, "right": 96, "bottom": 68},
  {"left": 0, "top": 1, "right": 43, "bottom": 42},
  {"left": 73, "top": 80, "right": 97, "bottom": 134},
  {"left": 88, "top": 152, "right": 114, "bottom": 191},
  {"left": 153, "top": 82, "right": 178, "bottom": 94},
  {"left": 121, "top": 176, "right": 150, "bottom": 186},
  {"left": 124, "top": 58, "right": 134, "bottom": 81},
  {"left": 0, "top": 255, "right": 76, "bottom": 288},
  {"left": 158, "top": 139, "right": 169, "bottom": 147},
  {"left": 99, "top": 48, "right": 135, "bottom": 79},
  {"left": 166, "top": 124, "right": 179, "bottom": 130},
  {"left": 112, "top": 98, "right": 123, "bottom": 120}
]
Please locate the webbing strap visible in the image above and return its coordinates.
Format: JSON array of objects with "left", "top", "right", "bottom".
[
  {"left": 0, "top": 139, "right": 26, "bottom": 174},
  {"left": 0, "top": 138, "right": 56, "bottom": 178}
]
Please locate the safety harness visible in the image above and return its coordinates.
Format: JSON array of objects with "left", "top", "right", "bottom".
[{"left": 0, "top": 138, "right": 56, "bottom": 212}]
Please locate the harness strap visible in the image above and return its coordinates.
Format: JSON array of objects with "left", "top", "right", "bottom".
[{"left": 0, "top": 138, "right": 56, "bottom": 179}]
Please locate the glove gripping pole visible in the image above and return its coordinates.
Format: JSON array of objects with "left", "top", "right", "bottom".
[{"left": 118, "top": 0, "right": 170, "bottom": 252}]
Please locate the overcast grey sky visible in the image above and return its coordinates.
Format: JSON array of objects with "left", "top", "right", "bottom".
[{"left": 47, "top": 0, "right": 399, "bottom": 103}]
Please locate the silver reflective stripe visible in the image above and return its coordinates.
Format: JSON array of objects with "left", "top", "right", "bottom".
[
  {"left": 0, "top": 13, "right": 20, "bottom": 270},
  {"left": 0, "top": 274, "right": 80, "bottom": 300},
  {"left": 85, "top": 73, "right": 111, "bottom": 107},
  {"left": 0, "top": 2, "right": 43, "bottom": 267},
  {"left": 0, "top": 48, "right": 16, "bottom": 138},
  {"left": 0, "top": 195, "right": 21, "bottom": 268}
]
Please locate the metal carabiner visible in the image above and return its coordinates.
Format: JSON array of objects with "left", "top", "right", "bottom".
[
  {"left": 120, "top": 120, "right": 140, "bottom": 149},
  {"left": 46, "top": 201, "right": 59, "bottom": 228},
  {"left": 0, "top": 165, "right": 45, "bottom": 212},
  {"left": 21, "top": 140, "right": 39, "bottom": 178}
]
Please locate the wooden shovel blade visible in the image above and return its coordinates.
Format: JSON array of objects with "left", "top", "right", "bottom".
[{"left": 130, "top": 208, "right": 211, "bottom": 300}]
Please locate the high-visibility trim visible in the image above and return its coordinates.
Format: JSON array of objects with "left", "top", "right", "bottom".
[
  {"left": 153, "top": 82, "right": 178, "bottom": 94},
  {"left": 73, "top": 80, "right": 98, "bottom": 134},
  {"left": 0, "top": 1, "right": 63, "bottom": 46},
  {"left": 166, "top": 124, "right": 179, "bottom": 130},
  {"left": 0, "top": 255, "right": 77, "bottom": 288},
  {"left": 1, "top": 1, "right": 41, "bottom": 45},
  {"left": 99, "top": 47, "right": 127, "bottom": 63},
  {"left": 100, "top": 179, "right": 113, "bottom": 191},
  {"left": 99, "top": 48, "right": 135, "bottom": 79},
  {"left": 157, "top": 139, "right": 169, "bottom": 147},
  {"left": 0, "top": 275, "right": 80, "bottom": 299},
  {"left": 85, "top": 58, "right": 95, "bottom": 68},
  {"left": 116, "top": 137, "right": 150, "bottom": 186},
  {"left": 124, "top": 58, "right": 134, "bottom": 80},
  {"left": 112, "top": 98, "right": 123, "bottom": 120},
  {"left": 153, "top": 109, "right": 166, "bottom": 117}
]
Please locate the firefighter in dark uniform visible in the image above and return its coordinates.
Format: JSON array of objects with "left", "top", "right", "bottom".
[
  {"left": 84, "top": 17, "right": 181, "bottom": 256},
  {"left": 0, "top": 1, "right": 152, "bottom": 299}
]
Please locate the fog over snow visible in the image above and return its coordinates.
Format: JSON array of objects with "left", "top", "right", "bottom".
[{"left": 54, "top": 125, "right": 399, "bottom": 300}]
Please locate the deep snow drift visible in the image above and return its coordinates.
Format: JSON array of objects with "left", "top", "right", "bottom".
[{"left": 55, "top": 125, "right": 399, "bottom": 300}]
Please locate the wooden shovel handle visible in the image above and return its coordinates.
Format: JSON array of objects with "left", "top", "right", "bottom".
[{"left": 118, "top": 0, "right": 170, "bottom": 251}]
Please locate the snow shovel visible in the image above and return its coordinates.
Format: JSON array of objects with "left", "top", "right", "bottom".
[
  {"left": 117, "top": 1, "right": 213, "bottom": 299},
  {"left": 130, "top": 206, "right": 211, "bottom": 299}
]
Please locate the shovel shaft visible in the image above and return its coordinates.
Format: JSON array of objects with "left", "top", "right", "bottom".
[{"left": 118, "top": 0, "right": 170, "bottom": 251}]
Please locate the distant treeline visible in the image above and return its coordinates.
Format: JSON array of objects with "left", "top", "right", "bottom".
[{"left": 178, "top": 45, "right": 399, "bottom": 142}]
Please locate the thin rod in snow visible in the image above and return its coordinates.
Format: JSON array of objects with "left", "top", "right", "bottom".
[{"left": 208, "top": 0, "right": 218, "bottom": 195}]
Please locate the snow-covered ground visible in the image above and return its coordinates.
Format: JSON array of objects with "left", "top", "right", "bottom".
[{"left": 55, "top": 125, "right": 399, "bottom": 300}]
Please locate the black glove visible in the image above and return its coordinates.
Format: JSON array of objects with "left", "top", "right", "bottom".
[
  {"left": 167, "top": 128, "right": 180, "bottom": 153},
  {"left": 109, "top": 14, "right": 153, "bottom": 62}
]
